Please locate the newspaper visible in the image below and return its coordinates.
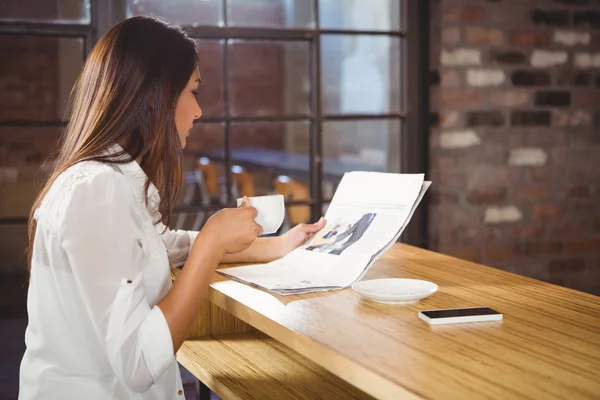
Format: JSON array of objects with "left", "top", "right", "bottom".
[{"left": 218, "top": 172, "right": 431, "bottom": 295}]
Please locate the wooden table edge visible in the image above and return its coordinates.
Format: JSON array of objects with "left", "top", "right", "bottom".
[{"left": 205, "top": 285, "right": 424, "bottom": 400}]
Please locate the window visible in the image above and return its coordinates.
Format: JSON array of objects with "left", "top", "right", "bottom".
[
  {"left": 129, "top": 0, "right": 428, "bottom": 245},
  {"left": 0, "top": 0, "right": 428, "bottom": 246},
  {"left": 0, "top": 0, "right": 94, "bottom": 227}
]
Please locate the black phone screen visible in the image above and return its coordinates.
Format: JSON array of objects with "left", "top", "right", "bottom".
[{"left": 421, "top": 307, "right": 500, "bottom": 319}]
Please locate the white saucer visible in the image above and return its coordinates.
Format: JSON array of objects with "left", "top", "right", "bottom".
[{"left": 352, "top": 278, "right": 438, "bottom": 304}]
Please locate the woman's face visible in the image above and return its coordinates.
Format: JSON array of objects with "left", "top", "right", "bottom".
[{"left": 174, "top": 68, "right": 203, "bottom": 149}]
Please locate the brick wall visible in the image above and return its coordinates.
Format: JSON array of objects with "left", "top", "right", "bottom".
[{"left": 429, "top": 0, "right": 600, "bottom": 295}]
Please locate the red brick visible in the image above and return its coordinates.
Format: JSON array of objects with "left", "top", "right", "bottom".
[
  {"left": 1, "top": 0, "right": 59, "bottom": 19},
  {"left": 568, "top": 166, "right": 600, "bottom": 184},
  {"left": 533, "top": 203, "right": 568, "bottom": 219},
  {"left": 431, "top": 205, "right": 481, "bottom": 230},
  {"left": 565, "top": 272, "right": 600, "bottom": 295},
  {"left": 429, "top": 232, "right": 440, "bottom": 249},
  {"left": 7, "top": 142, "right": 33, "bottom": 152},
  {"left": 482, "top": 226, "right": 504, "bottom": 242},
  {"left": 186, "top": 123, "right": 225, "bottom": 152},
  {"left": 443, "top": 6, "right": 485, "bottom": 24},
  {"left": 229, "top": 41, "right": 290, "bottom": 116},
  {"left": 548, "top": 276, "right": 567, "bottom": 286},
  {"left": 466, "top": 27, "right": 505, "bottom": 46},
  {"left": 513, "top": 224, "right": 546, "bottom": 240},
  {"left": 429, "top": 189, "right": 460, "bottom": 206},
  {"left": 438, "top": 90, "right": 483, "bottom": 109},
  {"left": 440, "top": 70, "right": 461, "bottom": 88},
  {"left": 489, "top": 90, "right": 530, "bottom": 108},
  {"left": 572, "top": 202, "right": 595, "bottom": 214},
  {"left": 466, "top": 187, "right": 506, "bottom": 205},
  {"left": 566, "top": 238, "right": 600, "bottom": 254},
  {"left": 574, "top": 91, "right": 600, "bottom": 107},
  {"left": 231, "top": 122, "right": 285, "bottom": 150},
  {"left": 549, "top": 259, "right": 586, "bottom": 274},
  {"left": 468, "top": 167, "right": 521, "bottom": 191},
  {"left": 570, "top": 111, "right": 592, "bottom": 126},
  {"left": 439, "top": 111, "right": 461, "bottom": 128},
  {"left": 445, "top": 247, "right": 481, "bottom": 262},
  {"left": 522, "top": 241, "right": 564, "bottom": 256},
  {"left": 432, "top": 168, "right": 468, "bottom": 189},
  {"left": 195, "top": 41, "right": 225, "bottom": 117},
  {"left": 442, "top": 27, "right": 461, "bottom": 44},
  {"left": 430, "top": 156, "right": 457, "bottom": 168},
  {"left": 228, "top": 2, "right": 285, "bottom": 26},
  {"left": 430, "top": 89, "right": 440, "bottom": 110},
  {"left": 25, "top": 152, "right": 43, "bottom": 163},
  {"left": 0, "top": 127, "right": 59, "bottom": 167},
  {"left": 509, "top": 30, "right": 551, "bottom": 47},
  {"left": 0, "top": 35, "right": 62, "bottom": 121},
  {"left": 567, "top": 184, "right": 592, "bottom": 198},
  {"left": 484, "top": 245, "right": 518, "bottom": 262},
  {"left": 514, "top": 185, "right": 549, "bottom": 201},
  {"left": 552, "top": 110, "right": 570, "bottom": 127},
  {"left": 551, "top": 220, "right": 587, "bottom": 237},
  {"left": 592, "top": 32, "right": 600, "bottom": 47},
  {"left": 527, "top": 167, "right": 568, "bottom": 184},
  {"left": 594, "top": 219, "right": 600, "bottom": 233}
]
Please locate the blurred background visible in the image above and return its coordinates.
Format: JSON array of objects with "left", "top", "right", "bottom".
[{"left": 0, "top": 0, "right": 599, "bottom": 398}]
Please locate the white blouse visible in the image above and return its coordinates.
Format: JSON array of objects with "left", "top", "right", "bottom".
[{"left": 19, "top": 147, "right": 198, "bottom": 400}]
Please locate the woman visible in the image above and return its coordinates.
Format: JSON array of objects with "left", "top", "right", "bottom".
[{"left": 19, "top": 16, "right": 324, "bottom": 400}]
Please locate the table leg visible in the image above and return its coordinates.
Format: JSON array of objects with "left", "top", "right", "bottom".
[{"left": 196, "top": 379, "right": 212, "bottom": 400}]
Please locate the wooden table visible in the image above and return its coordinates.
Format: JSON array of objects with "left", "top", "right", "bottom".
[{"left": 175, "top": 244, "right": 600, "bottom": 400}]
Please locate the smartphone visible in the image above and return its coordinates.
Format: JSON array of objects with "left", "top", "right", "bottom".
[{"left": 418, "top": 307, "right": 502, "bottom": 325}]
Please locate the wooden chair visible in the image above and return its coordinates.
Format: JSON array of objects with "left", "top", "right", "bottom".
[
  {"left": 231, "top": 165, "right": 255, "bottom": 199},
  {"left": 274, "top": 175, "right": 310, "bottom": 227},
  {"left": 197, "top": 157, "right": 220, "bottom": 199},
  {"left": 175, "top": 157, "right": 219, "bottom": 230}
]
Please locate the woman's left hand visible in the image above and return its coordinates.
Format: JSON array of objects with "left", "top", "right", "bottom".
[{"left": 275, "top": 217, "right": 326, "bottom": 258}]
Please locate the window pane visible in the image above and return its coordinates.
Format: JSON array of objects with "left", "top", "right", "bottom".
[
  {"left": 0, "top": 0, "right": 90, "bottom": 23},
  {"left": 184, "top": 121, "right": 312, "bottom": 227},
  {"left": 321, "top": 35, "right": 402, "bottom": 115},
  {"left": 0, "top": 126, "right": 60, "bottom": 168},
  {"left": 321, "top": 119, "right": 401, "bottom": 197},
  {"left": 229, "top": 40, "right": 309, "bottom": 117},
  {"left": 0, "top": 35, "right": 84, "bottom": 122},
  {"left": 127, "top": 0, "right": 223, "bottom": 26},
  {"left": 227, "top": 0, "right": 314, "bottom": 28},
  {"left": 319, "top": 0, "right": 401, "bottom": 31},
  {"left": 173, "top": 122, "right": 225, "bottom": 230},
  {"left": 196, "top": 40, "right": 225, "bottom": 117},
  {"left": 231, "top": 121, "right": 312, "bottom": 226},
  {"left": 186, "top": 122, "right": 225, "bottom": 156}
]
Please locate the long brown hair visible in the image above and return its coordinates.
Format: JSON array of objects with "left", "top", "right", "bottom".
[{"left": 27, "top": 16, "right": 198, "bottom": 268}]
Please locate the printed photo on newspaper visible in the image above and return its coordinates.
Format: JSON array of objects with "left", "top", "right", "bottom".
[{"left": 218, "top": 171, "right": 431, "bottom": 295}]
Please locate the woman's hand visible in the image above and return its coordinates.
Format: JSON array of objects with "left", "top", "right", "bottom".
[
  {"left": 274, "top": 217, "right": 326, "bottom": 258},
  {"left": 199, "top": 197, "right": 263, "bottom": 255}
]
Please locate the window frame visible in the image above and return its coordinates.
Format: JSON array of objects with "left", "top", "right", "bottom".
[{"left": 0, "top": 0, "right": 430, "bottom": 248}]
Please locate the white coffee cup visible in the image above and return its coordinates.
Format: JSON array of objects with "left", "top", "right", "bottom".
[{"left": 236, "top": 194, "right": 285, "bottom": 235}]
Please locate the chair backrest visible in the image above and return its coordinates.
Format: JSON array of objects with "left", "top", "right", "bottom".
[
  {"left": 231, "top": 165, "right": 255, "bottom": 198},
  {"left": 197, "top": 157, "right": 220, "bottom": 198},
  {"left": 274, "top": 175, "right": 310, "bottom": 225}
]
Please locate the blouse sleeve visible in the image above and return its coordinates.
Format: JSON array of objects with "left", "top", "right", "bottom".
[
  {"left": 59, "top": 168, "right": 174, "bottom": 394},
  {"left": 155, "top": 223, "right": 199, "bottom": 267}
]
